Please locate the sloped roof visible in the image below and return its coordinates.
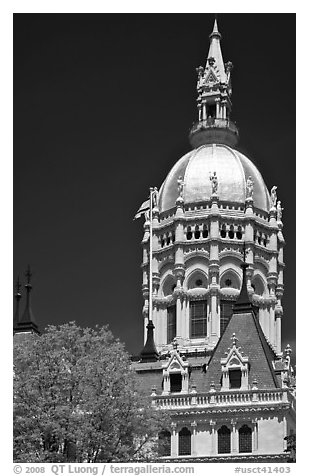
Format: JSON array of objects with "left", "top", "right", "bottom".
[{"left": 202, "top": 309, "right": 279, "bottom": 391}]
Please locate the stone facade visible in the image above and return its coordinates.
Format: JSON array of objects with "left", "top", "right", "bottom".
[{"left": 134, "top": 19, "right": 295, "bottom": 462}]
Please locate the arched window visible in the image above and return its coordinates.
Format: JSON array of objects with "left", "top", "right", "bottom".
[
  {"left": 220, "top": 224, "right": 227, "bottom": 238},
  {"left": 202, "top": 225, "right": 208, "bottom": 238},
  {"left": 179, "top": 427, "right": 191, "bottom": 456},
  {"left": 158, "top": 430, "right": 171, "bottom": 457},
  {"left": 189, "top": 300, "right": 207, "bottom": 338},
  {"left": 167, "top": 305, "right": 176, "bottom": 343},
  {"left": 194, "top": 225, "right": 200, "bottom": 239},
  {"left": 228, "top": 225, "right": 235, "bottom": 239},
  {"left": 239, "top": 425, "right": 252, "bottom": 453},
  {"left": 218, "top": 425, "right": 231, "bottom": 454},
  {"left": 236, "top": 226, "right": 242, "bottom": 240},
  {"left": 186, "top": 226, "right": 192, "bottom": 240}
]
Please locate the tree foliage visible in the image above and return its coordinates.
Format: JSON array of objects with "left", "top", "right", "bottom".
[{"left": 14, "top": 322, "right": 168, "bottom": 463}]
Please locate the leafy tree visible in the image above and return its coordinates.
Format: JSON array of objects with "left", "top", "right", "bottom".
[{"left": 14, "top": 322, "right": 168, "bottom": 463}]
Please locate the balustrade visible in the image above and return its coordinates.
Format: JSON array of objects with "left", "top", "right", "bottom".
[{"left": 153, "top": 389, "right": 289, "bottom": 409}]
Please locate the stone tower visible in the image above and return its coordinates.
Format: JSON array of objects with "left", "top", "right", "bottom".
[{"left": 138, "top": 19, "right": 284, "bottom": 356}]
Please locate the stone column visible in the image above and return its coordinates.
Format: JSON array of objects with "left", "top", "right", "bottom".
[
  {"left": 231, "top": 419, "right": 237, "bottom": 453},
  {"left": 269, "top": 302, "right": 276, "bottom": 348},
  {"left": 252, "top": 419, "right": 258, "bottom": 452},
  {"left": 221, "top": 100, "right": 227, "bottom": 119},
  {"left": 209, "top": 194, "right": 220, "bottom": 344},
  {"left": 185, "top": 298, "right": 190, "bottom": 338},
  {"left": 275, "top": 314, "right": 282, "bottom": 354},
  {"left": 191, "top": 421, "right": 197, "bottom": 456},
  {"left": 171, "top": 422, "right": 177, "bottom": 457},
  {"left": 198, "top": 102, "right": 202, "bottom": 122},
  {"left": 215, "top": 98, "right": 220, "bottom": 119},
  {"left": 210, "top": 420, "right": 216, "bottom": 455},
  {"left": 202, "top": 101, "right": 206, "bottom": 121},
  {"left": 174, "top": 197, "right": 185, "bottom": 339},
  {"left": 176, "top": 296, "right": 182, "bottom": 337}
]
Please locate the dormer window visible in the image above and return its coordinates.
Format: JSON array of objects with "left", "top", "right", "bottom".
[
  {"left": 229, "top": 369, "right": 242, "bottom": 389},
  {"left": 162, "top": 350, "right": 190, "bottom": 395},
  {"left": 170, "top": 373, "right": 182, "bottom": 393},
  {"left": 220, "top": 333, "right": 249, "bottom": 391}
]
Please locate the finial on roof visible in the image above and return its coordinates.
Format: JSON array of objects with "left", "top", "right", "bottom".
[
  {"left": 231, "top": 333, "right": 238, "bottom": 347},
  {"left": 14, "top": 276, "right": 22, "bottom": 325},
  {"left": 233, "top": 242, "right": 254, "bottom": 314},
  {"left": 209, "top": 17, "right": 221, "bottom": 39},
  {"left": 15, "top": 275, "right": 21, "bottom": 296},
  {"left": 140, "top": 320, "right": 159, "bottom": 363},
  {"left": 25, "top": 264, "right": 32, "bottom": 285},
  {"left": 14, "top": 265, "right": 40, "bottom": 335}
]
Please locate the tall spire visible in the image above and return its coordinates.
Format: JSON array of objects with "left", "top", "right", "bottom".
[
  {"left": 14, "top": 276, "right": 22, "bottom": 325},
  {"left": 14, "top": 265, "right": 40, "bottom": 335},
  {"left": 207, "top": 19, "right": 225, "bottom": 82},
  {"left": 233, "top": 244, "right": 254, "bottom": 314},
  {"left": 189, "top": 18, "right": 238, "bottom": 149},
  {"left": 140, "top": 320, "right": 159, "bottom": 362}
]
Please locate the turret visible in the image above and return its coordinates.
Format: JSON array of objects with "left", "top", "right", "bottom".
[{"left": 189, "top": 19, "right": 238, "bottom": 148}]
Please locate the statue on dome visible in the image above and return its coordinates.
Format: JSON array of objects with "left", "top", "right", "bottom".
[
  {"left": 277, "top": 201, "right": 283, "bottom": 221},
  {"left": 152, "top": 187, "right": 159, "bottom": 208},
  {"left": 270, "top": 186, "right": 277, "bottom": 207},
  {"left": 209, "top": 171, "right": 218, "bottom": 195},
  {"left": 246, "top": 176, "right": 254, "bottom": 199},
  {"left": 177, "top": 176, "right": 184, "bottom": 198}
]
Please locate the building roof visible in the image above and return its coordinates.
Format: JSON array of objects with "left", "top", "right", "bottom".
[{"left": 203, "top": 308, "right": 279, "bottom": 391}]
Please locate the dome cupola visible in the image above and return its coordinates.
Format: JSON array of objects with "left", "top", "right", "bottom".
[{"left": 189, "top": 19, "right": 238, "bottom": 149}]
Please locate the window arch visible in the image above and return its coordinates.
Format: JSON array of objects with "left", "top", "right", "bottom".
[
  {"left": 239, "top": 425, "right": 252, "bottom": 453},
  {"left": 219, "top": 271, "right": 240, "bottom": 290},
  {"left": 162, "top": 275, "right": 175, "bottom": 297},
  {"left": 251, "top": 275, "right": 266, "bottom": 296},
  {"left": 218, "top": 425, "right": 231, "bottom": 454},
  {"left": 187, "top": 271, "right": 208, "bottom": 290},
  {"left": 194, "top": 225, "right": 200, "bottom": 239},
  {"left": 179, "top": 427, "right": 191, "bottom": 456},
  {"left": 158, "top": 430, "right": 171, "bottom": 457}
]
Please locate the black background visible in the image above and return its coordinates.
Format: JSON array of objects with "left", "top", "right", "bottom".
[{"left": 14, "top": 13, "right": 296, "bottom": 359}]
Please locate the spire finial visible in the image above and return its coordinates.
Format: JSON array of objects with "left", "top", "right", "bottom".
[
  {"left": 209, "top": 16, "right": 221, "bottom": 39},
  {"left": 243, "top": 242, "right": 247, "bottom": 264},
  {"left": 140, "top": 320, "right": 159, "bottom": 362},
  {"left": 14, "top": 266, "right": 40, "bottom": 335},
  {"left": 15, "top": 275, "right": 21, "bottom": 296},
  {"left": 25, "top": 265, "right": 32, "bottom": 285},
  {"left": 233, "top": 242, "right": 254, "bottom": 313},
  {"left": 14, "top": 275, "right": 22, "bottom": 326}
]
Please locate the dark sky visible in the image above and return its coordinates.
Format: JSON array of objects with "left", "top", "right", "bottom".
[{"left": 14, "top": 13, "right": 295, "bottom": 359}]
